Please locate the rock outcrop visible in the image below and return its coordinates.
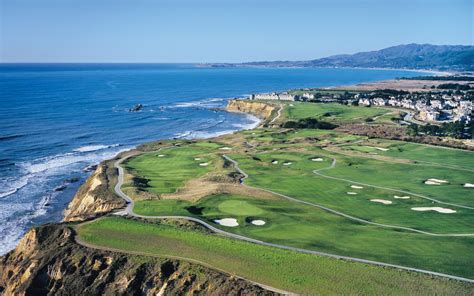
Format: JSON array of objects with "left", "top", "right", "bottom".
[
  {"left": 226, "top": 99, "right": 276, "bottom": 120},
  {"left": 63, "top": 162, "right": 125, "bottom": 222},
  {"left": 0, "top": 225, "right": 277, "bottom": 296}
]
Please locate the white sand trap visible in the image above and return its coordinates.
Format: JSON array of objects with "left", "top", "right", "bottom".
[
  {"left": 289, "top": 104, "right": 294, "bottom": 106},
  {"left": 219, "top": 147, "right": 232, "bottom": 150},
  {"left": 158, "top": 154, "right": 166, "bottom": 157},
  {"left": 347, "top": 192, "right": 358, "bottom": 195},
  {"left": 199, "top": 162, "right": 209, "bottom": 166},
  {"left": 351, "top": 185, "right": 364, "bottom": 189},
  {"left": 424, "top": 180, "right": 441, "bottom": 185},
  {"left": 283, "top": 162, "right": 292, "bottom": 166},
  {"left": 251, "top": 220, "right": 266, "bottom": 226},
  {"left": 411, "top": 207, "right": 456, "bottom": 214},
  {"left": 312, "top": 158, "right": 324, "bottom": 162},
  {"left": 370, "top": 199, "right": 393, "bottom": 205},
  {"left": 194, "top": 157, "right": 201, "bottom": 161},
  {"left": 394, "top": 195, "right": 410, "bottom": 199},
  {"left": 463, "top": 183, "right": 474, "bottom": 188},
  {"left": 214, "top": 218, "right": 239, "bottom": 227},
  {"left": 272, "top": 160, "right": 279, "bottom": 164},
  {"left": 427, "top": 178, "right": 448, "bottom": 183},
  {"left": 366, "top": 146, "right": 389, "bottom": 151}
]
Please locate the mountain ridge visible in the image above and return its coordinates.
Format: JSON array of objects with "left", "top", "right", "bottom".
[{"left": 205, "top": 44, "right": 474, "bottom": 71}]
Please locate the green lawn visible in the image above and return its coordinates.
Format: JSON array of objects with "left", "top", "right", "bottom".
[
  {"left": 283, "top": 102, "right": 390, "bottom": 123},
  {"left": 120, "top": 115, "right": 474, "bottom": 281},
  {"left": 230, "top": 150, "right": 474, "bottom": 234},
  {"left": 341, "top": 139, "right": 474, "bottom": 170},
  {"left": 123, "top": 142, "right": 228, "bottom": 197},
  {"left": 133, "top": 193, "right": 474, "bottom": 278},
  {"left": 77, "top": 217, "right": 474, "bottom": 295}
]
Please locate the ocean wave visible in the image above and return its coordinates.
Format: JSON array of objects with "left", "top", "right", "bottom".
[
  {"left": 73, "top": 144, "right": 118, "bottom": 153},
  {"left": 173, "top": 97, "right": 225, "bottom": 109},
  {"left": 232, "top": 114, "right": 261, "bottom": 130},
  {"left": 0, "top": 134, "right": 25, "bottom": 142},
  {"left": 22, "top": 145, "right": 129, "bottom": 174},
  {"left": 0, "top": 176, "right": 30, "bottom": 198},
  {"left": 174, "top": 129, "right": 237, "bottom": 140}
]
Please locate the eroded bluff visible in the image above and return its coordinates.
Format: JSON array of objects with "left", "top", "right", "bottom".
[{"left": 0, "top": 225, "right": 278, "bottom": 296}]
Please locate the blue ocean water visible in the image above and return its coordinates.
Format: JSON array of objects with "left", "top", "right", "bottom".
[{"left": 0, "top": 64, "right": 424, "bottom": 254}]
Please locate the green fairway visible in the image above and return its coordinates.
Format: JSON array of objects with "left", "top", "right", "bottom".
[
  {"left": 77, "top": 217, "right": 474, "bottom": 295},
  {"left": 229, "top": 149, "right": 474, "bottom": 234},
  {"left": 133, "top": 193, "right": 474, "bottom": 278},
  {"left": 340, "top": 139, "right": 474, "bottom": 170},
  {"left": 122, "top": 142, "right": 228, "bottom": 198},
  {"left": 282, "top": 102, "right": 390, "bottom": 123},
  {"left": 119, "top": 102, "right": 474, "bottom": 282}
]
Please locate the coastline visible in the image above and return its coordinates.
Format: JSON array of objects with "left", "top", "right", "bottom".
[{"left": 198, "top": 64, "right": 453, "bottom": 76}]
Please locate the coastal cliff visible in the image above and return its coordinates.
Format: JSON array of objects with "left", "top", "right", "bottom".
[
  {"left": 63, "top": 162, "right": 125, "bottom": 222},
  {"left": 0, "top": 225, "right": 276, "bottom": 296},
  {"left": 226, "top": 99, "right": 276, "bottom": 120}
]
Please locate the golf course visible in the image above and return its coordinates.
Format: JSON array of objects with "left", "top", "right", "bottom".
[{"left": 76, "top": 100, "right": 474, "bottom": 294}]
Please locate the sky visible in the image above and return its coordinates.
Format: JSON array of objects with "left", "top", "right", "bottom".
[{"left": 0, "top": 0, "right": 472, "bottom": 63}]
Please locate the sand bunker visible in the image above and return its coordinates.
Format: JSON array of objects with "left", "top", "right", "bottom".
[
  {"left": 194, "top": 157, "right": 201, "bottom": 161},
  {"left": 158, "top": 154, "right": 165, "bottom": 157},
  {"left": 411, "top": 207, "right": 456, "bottom": 214},
  {"left": 346, "top": 192, "right": 358, "bottom": 195},
  {"left": 214, "top": 218, "right": 239, "bottom": 227},
  {"left": 351, "top": 185, "right": 364, "bottom": 189},
  {"left": 283, "top": 162, "right": 292, "bottom": 166},
  {"left": 464, "top": 183, "right": 474, "bottom": 188},
  {"left": 272, "top": 160, "right": 279, "bottom": 164},
  {"left": 370, "top": 199, "right": 392, "bottom": 205},
  {"left": 311, "top": 158, "right": 324, "bottom": 162},
  {"left": 366, "top": 146, "right": 389, "bottom": 151},
  {"left": 394, "top": 195, "right": 410, "bottom": 199},
  {"left": 251, "top": 220, "right": 266, "bottom": 226},
  {"left": 219, "top": 147, "right": 232, "bottom": 150},
  {"left": 425, "top": 178, "right": 448, "bottom": 185},
  {"left": 199, "top": 162, "right": 209, "bottom": 166}
]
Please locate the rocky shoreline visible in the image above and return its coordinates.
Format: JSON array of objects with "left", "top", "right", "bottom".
[{"left": 0, "top": 99, "right": 281, "bottom": 295}]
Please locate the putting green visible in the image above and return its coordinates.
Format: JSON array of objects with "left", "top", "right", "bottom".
[{"left": 217, "top": 200, "right": 264, "bottom": 216}]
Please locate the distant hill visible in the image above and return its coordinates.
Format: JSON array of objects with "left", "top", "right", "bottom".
[{"left": 206, "top": 44, "right": 474, "bottom": 71}]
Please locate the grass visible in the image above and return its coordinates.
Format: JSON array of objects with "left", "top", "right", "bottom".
[
  {"left": 122, "top": 142, "right": 226, "bottom": 198},
  {"left": 132, "top": 193, "right": 474, "bottom": 278},
  {"left": 77, "top": 216, "right": 474, "bottom": 295},
  {"left": 118, "top": 102, "right": 474, "bottom": 283},
  {"left": 230, "top": 149, "right": 474, "bottom": 233},
  {"left": 341, "top": 139, "right": 474, "bottom": 170},
  {"left": 283, "top": 102, "right": 390, "bottom": 123}
]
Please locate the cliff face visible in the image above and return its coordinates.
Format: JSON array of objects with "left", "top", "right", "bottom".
[
  {"left": 63, "top": 162, "right": 125, "bottom": 222},
  {"left": 0, "top": 225, "right": 277, "bottom": 296},
  {"left": 226, "top": 99, "right": 276, "bottom": 120}
]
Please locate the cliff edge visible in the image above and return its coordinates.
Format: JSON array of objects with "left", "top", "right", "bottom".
[
  {"left": 63, "top": 161, "right": 125, "bottom": 222},
  {"left": 226, "top": 99, "right": 276, "bottom": 121},
  {"left": 0, "top": 225, "right": 277, "bottom": 296}
]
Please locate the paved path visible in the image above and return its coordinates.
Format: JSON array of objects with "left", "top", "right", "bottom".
[
  {"left": 269, "top": 104, "right": 283, "bottom": 125},
  {"left": 313, "top": 157, "right": 474, "bottom": 211},
  {"left": 104, "top": 153, "right": 474, "bottom": 283},
  {"left": 224, "top": 155, "right": 474, "bottom": 237}
]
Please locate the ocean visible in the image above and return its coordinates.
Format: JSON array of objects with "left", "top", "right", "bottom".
[{"left": 0, "top": 63, "right": 424, "bottom": 254}]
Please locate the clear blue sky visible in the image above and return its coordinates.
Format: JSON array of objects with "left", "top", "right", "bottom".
[{"left": 1, "top": 0, "right": 472, "bottom": 63}]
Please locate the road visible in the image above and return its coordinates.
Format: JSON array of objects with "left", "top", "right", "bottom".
[{"left": 96, "top": 153, "right": 474, "bottom": 283}]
